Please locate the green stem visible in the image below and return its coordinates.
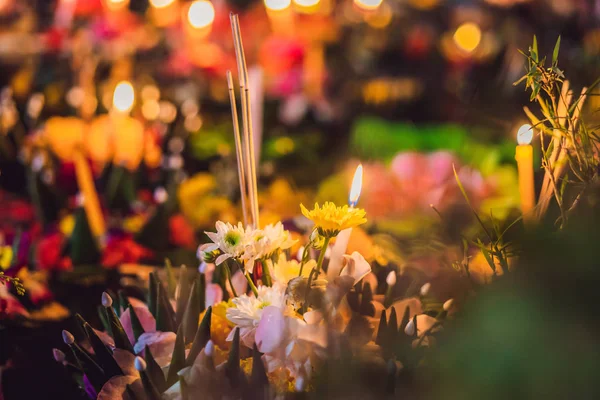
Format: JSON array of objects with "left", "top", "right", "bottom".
[
  {"left": 298, "top": 245, "right": 311, "bottom": 277},
  {"left": 313, "top": 236, "right": 331, "bottom": 278},
  {"left": 261, "top": 260, "right": 272, "bottom": 287},
  {"left": 223, "top": 261, "right": 238, "bottom": 298},
  {"left": 245, "top": 272, "right": 259, "bottom": 297}
]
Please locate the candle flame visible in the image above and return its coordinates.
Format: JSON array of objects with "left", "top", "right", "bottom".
[
  {"left": 517, "top": 124, "right": 533, "bottom": 145},
  {"left": 348, "top": 164, "right": 363, "bottom": 207},
  {"left": 113, "top": 81, "right": 135, "bottom": 113}
]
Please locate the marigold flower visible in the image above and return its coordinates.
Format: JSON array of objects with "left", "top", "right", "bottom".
[{"left": 300, "top": 202, "right": 367, "bottom": 237}]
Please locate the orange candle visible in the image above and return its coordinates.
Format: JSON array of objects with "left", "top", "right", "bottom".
[
  {"left": 515, "top": 124, "right": 535, "bottom": 224},
  {"left": 74, "top": 149, "right": 106, "bottom": 238}
]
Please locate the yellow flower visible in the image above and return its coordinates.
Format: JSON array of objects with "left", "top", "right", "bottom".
[
  {"left": 59, "top": 215, "right": 75, "bottom": 236},
  {"left": 0, "top": 246, "right": 13, "bottom": 270},
  {"left": 271, "top": 253, "right": 314, "bottom": 285},
  {"left": 300, "top": 202, "right": 367, "bottom": 237},
  {"left": 123, "top": 214, "right": 147, "bottom": 233}
]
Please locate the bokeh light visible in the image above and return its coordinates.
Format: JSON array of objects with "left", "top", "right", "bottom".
[
  {"left": 149, "top": 0, "right": 176, "bottom": 8},
  {"left": 112, "top": 81, "right": 135, "bottom": 113},
  {"left": 453, "top": 22, "right": 482, "bottom": 53},
  {"left": 188, "top": 0, "right": 215, "bottom": 29},
  {"left": 265, "top": 0, "right": 292, "bottom": 11},
  {"left": 354, "top": 0, "right": 383, "bottom": 11}
]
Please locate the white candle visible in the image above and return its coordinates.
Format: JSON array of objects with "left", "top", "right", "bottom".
[{"left": 327, "top": 164, "right": 363, "bottom": 281}]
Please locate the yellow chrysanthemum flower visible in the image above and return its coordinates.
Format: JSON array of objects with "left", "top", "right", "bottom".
[
  {"left": 271, "top": 253, "right": 315, "bottom": 285},
  {"left": 300, "top": 202, "right": 367, "bottom": 237}
]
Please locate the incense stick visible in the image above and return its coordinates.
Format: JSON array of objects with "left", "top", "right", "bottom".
[
  {"left": 227, "top": 70, "right": 249, "bottom": 227},
  {"left": 230, "top": 13, "right": 260, "bottom": 228}
]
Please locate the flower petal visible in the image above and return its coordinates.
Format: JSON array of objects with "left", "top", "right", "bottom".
[{"left": 255, "top": 306, "right": 286, "bottom": 354}]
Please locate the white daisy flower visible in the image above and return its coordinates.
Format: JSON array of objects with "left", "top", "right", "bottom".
[
  {"left": 226, "top": 283, "right": 287, "bottom": 327},
  {"left": 200, "top": 221, "right": 251, "bottom": 266},
  {"left": 242, "top": 222, "right": 297, "bottom": 273}
]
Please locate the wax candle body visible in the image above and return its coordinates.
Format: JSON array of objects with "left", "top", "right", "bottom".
[
  {"left": 515, "top": 144, "right": 535, "bottom": 221},
  {"left": 74, "top": 150, "right": 106, "bottom": 238}
]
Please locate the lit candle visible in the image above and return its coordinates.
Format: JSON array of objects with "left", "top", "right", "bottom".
[
  {"left": 515, "top": 124, "right": 535, "bottom": 224},
  {"left": 148, "top": 0, "right": 179, "bottom": 27},
  {"left": 265, "top": 0, "right": 295, "bottom": 36},
  {"left": 111, "top": 81, "right": 145, "bottom": 170},
  {"left": 327, "top": 164, "right": 363, "bottom": 281}
]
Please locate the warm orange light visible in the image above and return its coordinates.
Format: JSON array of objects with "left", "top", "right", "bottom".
[
  {"left": 265, "top": 0, "right": 291, "bottom": 11},
  {"left": 349, "top": 164, "right": 363, "bottom": 206},
  {"left": 104, "top": 0, "right": 130, "bottom": 11},
  {"left": 112, "top": 81, "right": 135, "bottom": 113},
  {"left": 354, "top": 0, "right": 383, "bottom": 11},
  {"left": 453, "top": 22, "right": 482, "bottom": 53},
  {"left": 187, "top": 0, "right": 215, "bottom": 28}
]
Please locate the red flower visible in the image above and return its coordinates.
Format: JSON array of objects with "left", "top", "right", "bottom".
[
  {"left": 102, "top": 235, "right": 153, "bottom": 269},
  {"left": 169, "top": 214, "right": 196, "bottom": 250},
  {"left": 35, "top": 232, "right": 72, "bottom": 272}
]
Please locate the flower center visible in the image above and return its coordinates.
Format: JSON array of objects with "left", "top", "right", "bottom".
[
  {"left": 224, "top": 231, "right": 241, "bottom": 246},
  {"left": 257, "top": 301, "right": 270, "bottom": 309}
]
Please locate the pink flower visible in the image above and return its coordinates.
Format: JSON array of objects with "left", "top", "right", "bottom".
[
  {"left": 255, "top": 306, "right": 286, "bottom": 354},
  {"left": 0, "top": 285, "right": 28, "bottom": 319},
  {"left": 133, "top": 331, "right": 177, "bottom": 367},
  {"left": 119, "top": 303, "right": 157, "bottom": 346}
]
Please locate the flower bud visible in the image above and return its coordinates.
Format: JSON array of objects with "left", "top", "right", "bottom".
[
  {"left": 404, "top": 319, "right": 415, "bottom": 336},
  {"left": 310, "top": 230, "right": 325, "bottom": 250},
  {"left": 134, "top": 356, "right": 147, "bottom": 372},
  {"left": 386, "top": 271, "right": 396, "bottom": 286},
  {"left": 53, "top": 348, "right": 66, "bottom": 363},
  {"left": 420, "top": 282, "right": 431, "bottom": 296},
  {"left": 205, "top": 340, "right": 214, "bottom": 357},
  {"left": 443, "top": 298, "right": 454, "bottom": 311},
  {"left": 295, "top": 376, "right": 305, "bottom": 392},
  {"left": 62, "top": 330, "right": 75, "bottom": 345},
  {"left": 101, "top": 292, "right": 113, "bottom": 308}
]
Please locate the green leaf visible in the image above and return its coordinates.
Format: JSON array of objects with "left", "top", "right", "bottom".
[
  {"left": 166, "top": 324, "right": 186, "bottom": 387},
  {"left": 83, "top": 322, "right": 124, "bottom": 379},
  {"left": 532, "top": 35, "right": 538, "bottom": 62},
  {"left": 552, "top": 36, "right": 561, "bottom": 65},
  {"left": 165, "top": 258, "right": 177, "bottom": 299},
  {"left": 128, "top": 304, "right": 146, "bottom": 342},
  {"left": 145, "top": 345, "right": 167, "bottom": 392},
  {"left": 186, "top": 306, "right": 212, "bottom": 366}
]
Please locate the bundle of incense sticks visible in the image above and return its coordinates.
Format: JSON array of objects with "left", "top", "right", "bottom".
[{"left": 228, "top": 13, "right": 260, "bottom": 228}]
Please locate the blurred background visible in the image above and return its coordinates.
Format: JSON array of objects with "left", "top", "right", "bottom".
[{"left": 1, "top": 0, "right": 600, "bottom": 190}]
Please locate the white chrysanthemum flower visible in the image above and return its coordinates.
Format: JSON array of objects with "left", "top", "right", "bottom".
[
  {"left": 226, "top": 283, "right": 287, "bottom": 330},
  {"left": 200, "top": 221, "right": 251, "bottom": 266},
  {"left": 242, "top": 222, "right": 297, "bottom": 273}
]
